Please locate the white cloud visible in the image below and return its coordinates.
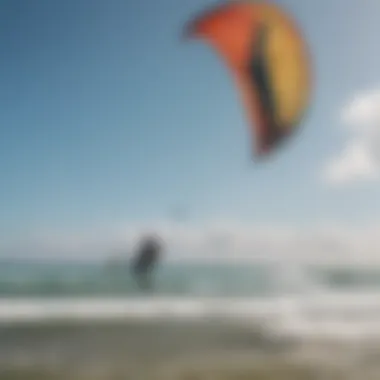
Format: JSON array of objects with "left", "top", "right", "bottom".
[
  {"left": 322, "top": 88, "right": 380, "bottom": 185},
  {"left": 323, "top": 140, "right": 378, "bottom": 184},
  {"left": 341, "top": 90, "right": 380, "bottom": 132},
  {"left": 2, "top": 219, "right": 380, "bottom": 266}
]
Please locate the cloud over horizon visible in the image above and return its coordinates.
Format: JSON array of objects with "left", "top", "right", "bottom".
[
  {"left": 1, "top": 219, "right": 380, "bottom": 266},
  {"left": 322, "top": 88, "right": 380, "bottom": 185}
]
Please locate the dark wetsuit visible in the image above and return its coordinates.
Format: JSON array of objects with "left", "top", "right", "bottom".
[{"left": 131, "top": 237, "right": 161, "bottom": 291}]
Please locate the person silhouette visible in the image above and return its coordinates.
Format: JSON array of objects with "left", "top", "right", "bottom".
[{"left": 130, "top": 234, "right": 162, "bottom": 291}]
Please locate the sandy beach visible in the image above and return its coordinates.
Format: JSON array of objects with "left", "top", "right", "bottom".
[{"left": 1, "top": 318, "right": 380, "bottom": 380}]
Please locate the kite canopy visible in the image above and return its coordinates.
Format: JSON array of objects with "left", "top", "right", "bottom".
[{"left": 185, "top": 0, "right": 312, "bottom": 157}]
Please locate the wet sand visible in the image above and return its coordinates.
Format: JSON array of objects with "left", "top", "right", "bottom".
[{"left": 0, "top": 318, "right": 380, "bottom": 379}]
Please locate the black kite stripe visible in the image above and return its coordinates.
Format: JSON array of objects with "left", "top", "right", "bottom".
[{"left": 248, "top": 24, "right": 284, "bottom": 149}]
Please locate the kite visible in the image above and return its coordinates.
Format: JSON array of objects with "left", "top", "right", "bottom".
[{"left": 184, "top": 0, "right": 312, "bottom": 157}]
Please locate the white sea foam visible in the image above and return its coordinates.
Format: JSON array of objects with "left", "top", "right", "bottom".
[{"left": 1, "top": 292, "right": 380, "bottom": 342}]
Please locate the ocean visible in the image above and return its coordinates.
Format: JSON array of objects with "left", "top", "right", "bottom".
[{"left": 1, "top": 259, "right": 380, "bottom": 340}]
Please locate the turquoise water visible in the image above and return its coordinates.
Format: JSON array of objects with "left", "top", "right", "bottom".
[{"left": 0, "top": 259, "right": 380, "bottom": 298}]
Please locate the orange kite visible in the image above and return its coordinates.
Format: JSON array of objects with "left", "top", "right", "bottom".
[{"left": 185, "top": 0, "right": 312, "bottom": 157}]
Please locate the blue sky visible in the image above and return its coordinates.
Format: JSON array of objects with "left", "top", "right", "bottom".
[{"left": 1, "top": 0, "right": 380, "bottom": 259}]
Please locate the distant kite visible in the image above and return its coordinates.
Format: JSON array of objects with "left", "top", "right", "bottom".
[{"left": 184, "top": 0, "right": 312, "bottom": 157}]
